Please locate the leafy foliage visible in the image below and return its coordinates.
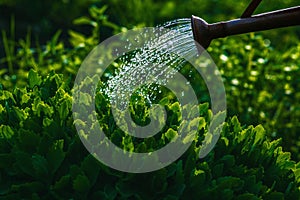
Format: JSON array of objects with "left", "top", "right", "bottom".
[
  {"left": 0, "top": 5, "right": 122, "bottom": 90},
  {"left": 0, "top": 70, "right": 300, "bottom": 199}
]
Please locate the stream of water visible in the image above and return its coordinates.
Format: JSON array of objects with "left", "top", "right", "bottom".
[{"left": 101, "top": 18, "right": 198, "bottom": 108}]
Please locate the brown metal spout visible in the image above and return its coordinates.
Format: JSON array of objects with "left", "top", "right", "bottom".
[{"left": 191, "top": 6, "right": 300, "bottom": 52}]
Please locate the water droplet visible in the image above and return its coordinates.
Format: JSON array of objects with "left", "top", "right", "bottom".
[
  {"left": 220, "top": 54, "right": 228, "bottom": 62},
  {"left": 250, "top": 71, "right": 258, "bottom": 76},
  {"left": 263, "top": 39, "right": 271, "bottom": 47},
  {"left": 257, "top": 58, "right": 265, "bottom": 64},
  {"left": 231, "top": 79, "right": 239, "bottom": 85},
  {"left": 245, "top": 45, "right": 251, "bottom": 50},
  {"left": 284, "top": 66, "right": 292, "bottom": 72}
]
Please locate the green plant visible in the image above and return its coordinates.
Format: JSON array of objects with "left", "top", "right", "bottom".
[{"left": 0, "top": 69, "right": 300, "bottom": 199}]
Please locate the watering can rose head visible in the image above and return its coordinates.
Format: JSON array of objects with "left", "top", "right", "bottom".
[{"left": 191, "top": 15, "right": 212, "bottom": 51}]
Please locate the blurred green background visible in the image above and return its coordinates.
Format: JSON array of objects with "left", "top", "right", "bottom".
[{"left": 0, "top": 0, "right": 299, "bottom": 47}]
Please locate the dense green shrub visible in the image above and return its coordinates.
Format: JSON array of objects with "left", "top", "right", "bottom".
[{"left": 0, "top": 70, "right": 300, "bottom": 199}]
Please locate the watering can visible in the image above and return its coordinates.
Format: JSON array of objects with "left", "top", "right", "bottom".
[{"left": 191, "top": 0, "right": 300, "bottom": 52}]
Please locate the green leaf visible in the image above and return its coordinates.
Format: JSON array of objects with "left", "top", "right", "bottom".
[
  {"left": 17, "top": 129, "right": 40, "bottom": 153},
  {"left": 50, "top": 30, "right": 62, "bottom": 50},
  {"left": 81, "top": 155, "right": 100, "bottom": 186},
  {"left": 103, "top": 185, "right": 118, "bottom": 200},
  {"left": 15, "top": 152, "right": 35, "bottom": 177},
  {"left": 46, "top": 139, "right": 65, "bottom": 175},
  {"left": 0, "top": 125, "right": 14, "bottom": 139},
  {"left": 220, "top": 155, "right": 235, "bottom": 168},
  {"left": 73, "top": 174, "right": 91, "bottom": 193},
  {"left": 187, "top": 104, "right": 199, "bottom": 119},
  {"left": 188, "top": 117, "right": 201, "bottom": 130},
  {"left": 165, "top": 128, "right": 178, "bottom": 141},
  {"left": 68, "top": 30, "right": 86, "bottom": 47},
  {"left": 32, "top": 154, "right": 49, "bottom": 180},
  {"left": 264, "top": 192, "right": 284, "bottom": 200},
  {"left": 175, "top": 161, "right": 185, "bottom": 185},
  {"left": 42, "top": 117, "right": 53, "bottom": 127},
  {"left": 12, "top": 106, "right": 28, "bottom": 122},
  {"left": 73, "top": 16, "right": 97, "bottom": 27},
  {"left": 53, "top": 175, "right": 71, "bottom": 191},
  {"left": 212, "top": 163, "right": 224, "bottom": 178},
  {"left": 199, "top": 103, "right": 209, "bottom": 116},
  {"left": 231, "top": 116, "right": 242, "bottom": 133},
  {"left": 116, "top": 181, "right": 137, "bottom": 198},
  {"left": 28, "top": 69, "right": 42, "bottom": 88},
  {"left": 0, "top": 90, "right": 15, "bottom": 103},
  {"left": 0, "top": 68, "right": 7, "bottom": 76},
  {"left": 159, "top": 97, "right": 170, "bottom": 105},
  {"left": 21, "top": 92, "right": 30, "bottom": 104},
  {"left": 0, "top": 103, "right": 4, "bottom": 113},
  {"left": 151, "top": 169, "right": 168, "bottom": 194},
  {"left": 276, "top": 151, "right": 295, "bottom": 170},
  {"left": 190, "top": 169, "right": 206, "bottom": 187},
  {"left": 216, "top": 176, "right": 244, "bottom": 191},
  {"left": 253, "top": 125, "right": 265, "bottom": 145},
  {"left": 122, "top": 135, "right": 134, "bottom": 152},
  {"left": 58, "top": 100, "right": 70, "bottom": 121},
  {"left": 32, "top": 97, "right": 54, "bottom": 117},
  {"left": 170, "top": 102, "right": 180, "bottom": 113},
  {"left": 89, "top": 5, "right": 108, "bottom": 19},
  {"left": 78, "top": 92, "right": 92, "bottom": 106}
]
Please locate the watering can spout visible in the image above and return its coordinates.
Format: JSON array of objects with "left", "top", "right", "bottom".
[
  {"left": 191, "top": 15, "right": 211, "bottom": 50},
  {"left": 191, "top": 6, "right": 300, "bottom": 52}
]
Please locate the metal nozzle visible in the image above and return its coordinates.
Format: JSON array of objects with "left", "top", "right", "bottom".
[{"left": 191, "top": 15, "right": 211, "bottom": 50}]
